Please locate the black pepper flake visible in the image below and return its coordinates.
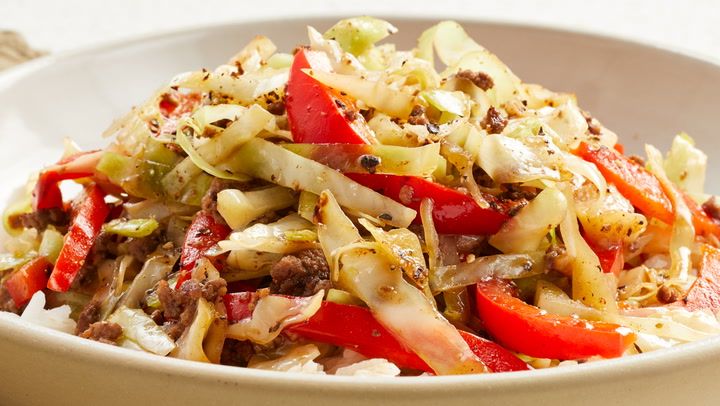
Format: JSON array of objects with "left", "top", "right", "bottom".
[
  {"left": 426, "top": 122, "right": 440, "bottom": 134},
  {"left": 266, "top": 101, "right": 285, "bottom": 115},
  {"left": 359, "top": 154, "right": 381, "bottom": 174},
  {"left": 379, "top": 213, "right": 393, "bottom": 221}
]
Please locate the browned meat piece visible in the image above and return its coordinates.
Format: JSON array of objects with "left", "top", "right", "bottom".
[
  {"left": 269, "top": 249, "right": 331, "bottom": 297},
  {"left": 220, "top": 339, "right": 255, "bottom": 367},
  {"left": 456, "top": 70, "right": 494, "bottom": 91},
  {"left": 545, "top": 245, "right": 572, "bottom": 275},
  {"left": 157, "top": 277, "right": 227, "bottom": 340},
  {"left": 90, "top": 232, "right": 121, "bottom": 260},
  {"left": 75, "top": 298, "right": 101, "bottom": 335},
  {"left": 656, "top": 285, "right": 681, "bottom": 304},
  {"left": 481, "top": 107, "right": 508, "bottom": 134},
  {"left": 407, "top": 105, "right": 429, "bottom": 125},
  {"left": 157, "top": 279, "right": 195, "bottom": 320},
  {"left": 702, "top": 196, "right": 720, "bottom": 222},
  {"left": 266, "top": 100, "right": 285, "bottom": 115},
  {"left": 157, "top": 279, "right": 198, "bottom": 340},
  {"left": 455, "top": 235, "right": 484, "bottom": 254},
  {"left": 7, "top": 207, "right": 69, "bottom": 232},
  {"left": 118, "top": 230, "right": 164, "bottom": 262},
  {"left": 165, "top": 302, "right": 197, "bottom": 340},
  {"left": 79, "top": 321, "right": 123, "bottom": 345},
  {"left": 202, "top": 279, "right": 228, "bottom": 303}
]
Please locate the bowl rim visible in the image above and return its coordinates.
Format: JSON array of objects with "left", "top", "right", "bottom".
[{"left": 2, "top": 13, "right": 720, "bottom": 390}]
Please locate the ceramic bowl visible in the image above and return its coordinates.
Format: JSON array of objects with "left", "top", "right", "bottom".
[{"left": 1, "top": 16, "right": 720, "bottom": 406}]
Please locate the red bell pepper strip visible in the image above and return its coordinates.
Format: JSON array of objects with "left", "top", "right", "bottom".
[
  {"left": 33, "top": 150, "right": 103, "bottom": 210},
  {"left": 175, "top": 210, "right": 231, "bottom": 289},
  {"left": 582, "top": 233, "right": 624, "bottom": 276},
  {"left": 474, "top": 279, "right": 635, "bottom": 360},
  {"left": 285, "top": 49, "right": 376, "bottom": 145},
  {"left": 682, "top": 191, "right": 720, "bottom": 237},
  {"left": 47, "top": 184, "right": 110, "bottom": 292},
  {"left": 592, "top": 244, "right": 624, "bottom": 276},
  {"left": 685, "top": 244, "right": 720, "bottom": 312},
  {"left": 575, "top": 142, "right": 720, "bottom": 237},
  {"left": 224, "top": 294, "right": 528, "bottom": 373},
  {"left": 223, "top": 291, "right": 256, "bottom": 322},
  {"left": 3, "top": 256, "right": 50, "bottom": 307},
  {"left": 158, "top": 91, "right": 201, "bottom": 118},
  {"left": 347, "top": 173, "right": 510, "bottom": 235},
  {"left": 575, "top": 142, "right": 673, "bottom": 224}
]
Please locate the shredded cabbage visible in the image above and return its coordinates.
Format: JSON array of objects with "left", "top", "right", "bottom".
[
  {"left": 664, "top": 133, "right": 707, "bottom": 198},
  {"left": 305, "top": 69, "right": 415, "bottom": 118},
  {"left": 323, "top": 17, "right": 397, "bottom": 56},
  {"left": 109, "top": 306, "right": 175, "bottom": 356},
  {"left": 170, "top": 298, "right": 214, "bottom": 362},
  {"left": 646, "top": 144, "right": 695, "bottom": 280},
  {"left": 217, "top": 187, "right": 295, "bottom": 230},
  {"left": 490, "top": 188, "right": 567, "bottom": 253},
  {"left": 430, "top": 253, "right": 542, "bottom": 294},
  {"left": 226, "top": 291, "right": 323, "bottom": 345},
  {"left": 229, "top": 138, "right": 417, "bottom": 228},
  {"left": 219, "top": 214, "right": 318, "bottom": 254}
]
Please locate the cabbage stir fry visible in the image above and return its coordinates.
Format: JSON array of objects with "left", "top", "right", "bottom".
[{"left": 4, "top": 17, "right": 720, "bottom": 376}]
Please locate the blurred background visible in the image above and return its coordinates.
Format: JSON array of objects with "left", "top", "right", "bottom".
[{"left": 2, "top": 0, "right": 720, "bottom": 66}]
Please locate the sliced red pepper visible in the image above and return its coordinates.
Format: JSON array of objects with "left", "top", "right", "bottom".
[
  {"left": 576, "top": 142, "right": 720, "bottom": 238},
  {"left": 3, "top": 256, "right": 50, "bottom": 307},
  {"left": 224, "top": 294, "right": 528, "bottom": 373},
  {"left": 685, "top": 244, "right": 720, "bottom": 312},
  {"left": 33, "top": 150, "right": 103, "bottom": 210},
  {"left": 582, "top": 233, "right": 624, "bottom": 276},
  {"left": 474, "top": 279, "right": 635, "bottom": 360},
  {"left": 575, "top": 142, "right": 673, "bottom": 224},
  {"left": 223, "top": 291, "right": 256, "bottom": 322},
  {"left": 47, "top": 184, "right": 110, "bottom": 292},
  {"left": 592, "top": 244, "right": 624, "bottom": 276},
  {"left": 158, "top": 91, "right": 201, "bottom": 118},
  {"left": 347, "top": 173, "right": 510, "bottom": 235},
  {"left": 175, "top": 210, "right": 231, "bottom": 289},
  {"left": 285, "top": 49, "right": 376, "bottom": 144},
  {"left": 613, "top": 143, "right": 625, "bottom": 155},
  {"left": 682, "top": 191, "right": 720, "bottom": 238}
]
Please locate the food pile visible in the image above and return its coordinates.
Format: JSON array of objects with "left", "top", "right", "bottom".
[{"left": 3, "top": 17, "right": 720, "bottom": 376}]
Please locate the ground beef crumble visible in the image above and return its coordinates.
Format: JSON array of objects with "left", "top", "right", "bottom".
[
  {"left": 269, "top": 249, "right": 331, "bottom": 297},
  {"left": 75, "top": 297, "right": 101, "bottom": 335},
  {"left": 481, "top": 107, "right": 508, "bottom": 134},
  {"left": 456, "top": 69, "right": 494, "bottom": 91},
  {"left": 407, "top": 105, "right": 429, "bottom": 125},
  {"left": 220, "top": 339, "right": 255, "bottom": 367},
  {"left": 657, "top": 285, "right": 681, "bottom": 304},
  {"left": 156, "top": 278, "right": 228, "bottom": 340},
  {"left": 702, "top": 196, "right": 720, "bottom": 222},
  {"left": 7, "top": 207, "right": 70, "bottom": 232},
  {"left": 79, "top": 321, "right": 123, "bottom": 345}
]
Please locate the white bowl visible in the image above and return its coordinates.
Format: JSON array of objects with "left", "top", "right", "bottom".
[{"left": 1, "top": 16, "right": 720, "bottom": 406}]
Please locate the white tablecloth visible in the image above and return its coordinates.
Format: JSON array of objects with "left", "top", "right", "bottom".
[{"left": 3, "top": 0, "right": 720, "bottom": 59}]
